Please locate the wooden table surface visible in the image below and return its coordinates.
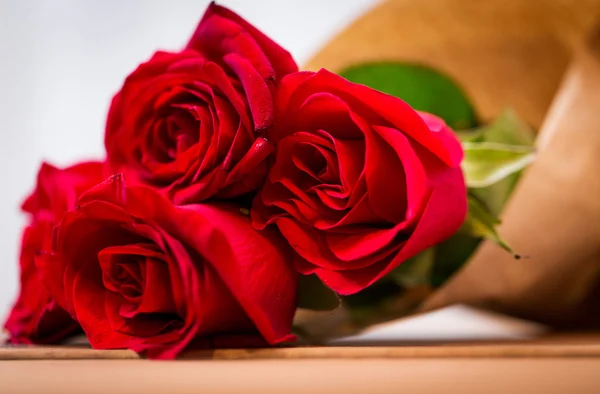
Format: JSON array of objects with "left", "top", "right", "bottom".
[
  {"left": 2, "top": 334, "right": 600, "bottom": 393},
  {"left": 1, "top": 358, "right": 598, "bottom": 394}
]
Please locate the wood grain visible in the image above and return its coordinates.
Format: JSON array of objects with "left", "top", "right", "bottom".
[
  {"left": 0, "top": 346, "right": 139, "bottom": 360},
  {"left": 3, "top": 334, "right": 600, "bottom": 360},
  {"left": 181, "top": 343, "right": 600, "bottom": 360}
]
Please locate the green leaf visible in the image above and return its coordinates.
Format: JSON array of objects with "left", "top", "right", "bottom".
[
  {"left": 462, "top": 195, "right": 515, "bottom": 255},
  {"left": 455, "top": 129, "right": 484, "bottom": 143},
  {"left": 297, "top": 274, "right": 341, "bottom": 311},
  {"left": 431, "top": 232, "right": 481, "bottom": 287},
  {"left": 463, "top": 109, "right": 536, "bottom": 213},
  {"left": 471, "top": 108, "right": 535, "bottom": 145},
  {"left": 340, "top": 63, "right": 477, "bottom": 130},
  {"left": 390, "top": 247, "right": 435, "bottom": 288},
  {"left": 470, "top": 172, "right": 520, "bottom": 216},
  {"left": 462, "top": 141, "right": 535, "bottom": 188}
]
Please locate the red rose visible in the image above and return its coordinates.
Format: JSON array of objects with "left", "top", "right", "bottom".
[
  {"left": 252, "top": 70, "right": 467, "bottom": 295},
  {"left": 4, "top": 162, "right": 104, "bottom": 344},
  {"left": 105, "top": 4, "right": 297, "bottom": 204},
  {"left": 38, "top": 175, "right": 297, "bottom": 359}
]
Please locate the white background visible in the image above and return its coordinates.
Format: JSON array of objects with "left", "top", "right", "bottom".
[{"left": 0, "top": 0, "right": 375, "bottom": 323}]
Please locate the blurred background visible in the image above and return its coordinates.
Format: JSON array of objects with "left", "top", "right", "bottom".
[{"left": 0, "top": 0, "right": 376, "bottom": 323}]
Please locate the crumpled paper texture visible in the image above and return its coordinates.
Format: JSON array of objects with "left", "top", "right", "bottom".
[{"left": 422, "top": 28, "right": 600, "bottom": 328}]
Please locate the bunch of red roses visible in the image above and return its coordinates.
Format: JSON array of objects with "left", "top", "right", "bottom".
[{"left": 4, "top": 4, "right": 466, "bottom": 359}]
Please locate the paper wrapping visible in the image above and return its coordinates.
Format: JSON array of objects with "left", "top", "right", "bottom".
[
  {"left": 304, "top": 0, "right": 600, "bottom": 328},
  {"left": 422, "top": 28, "right": 600, "bottom": 328}
]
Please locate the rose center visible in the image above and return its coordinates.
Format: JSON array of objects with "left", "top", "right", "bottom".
[
  {"left": 149, "top": 107, "right": 200, "bottom": 163},
  {"left": 98, "top": 243, "right": 178, "bottom": 318},
  {"left": 293, "top": 140, "right": 341, "bottom": 188}
]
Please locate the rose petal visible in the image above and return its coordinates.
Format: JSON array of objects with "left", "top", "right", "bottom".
[
  {"left": 187, "top": 3, "right": 297, "bottom": 81},
  {"left": 224, "top": 53, "right": 273, "bottom": 130},
  {"left": 276, "top": 217, "right": 399, "bottom": 272},
  {"left": 277, "top": 69, "right": 463, "bottom": 167},
  {"left": 175, "top": 203, "right": 297, "bottom": 345},
  {"left": 312, "top": 168, "right": 467, "bottom": 294}
]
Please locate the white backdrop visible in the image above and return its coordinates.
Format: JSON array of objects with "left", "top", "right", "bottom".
[{"left": 0, "top": 0, "right": 375, "bottom": 324}]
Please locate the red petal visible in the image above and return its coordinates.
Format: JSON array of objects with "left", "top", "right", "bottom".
[
  {"left": 314, "top": 168, "right": 467, "bottom": 294},
  {"left": 174, "top": 203, "right": 297, "bottom": 345},
  {"left": 224, "top": 53, "right": 273, "bottom": 130},
  {"left": 278, "top": 69, "right": 463, "bottom": 167},
  {"left": 187, "top": 3, "right": 297, "bottom": 81}
]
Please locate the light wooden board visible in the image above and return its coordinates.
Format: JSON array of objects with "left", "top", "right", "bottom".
[
  {"left": 2, "top": 333, "right": 600, "bottom": 360},
  {"left": 1, "top": 359, "right": 599, "bottom": 394}
]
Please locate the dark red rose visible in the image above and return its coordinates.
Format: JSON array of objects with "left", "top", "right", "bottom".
[
  {"left": 4, "top": 162, "right": 105, "bottom": 344},
  {"left": 38, "top": 175, "right": 297, "bottom": 359},
  {"left": 252, "top": 70, "right": 467, "bottom": 295},
  {"left": 105, "top": 4, "right": 297, "bottom": 204}
]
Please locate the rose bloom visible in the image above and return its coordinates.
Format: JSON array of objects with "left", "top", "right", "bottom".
[
  {"left": 105, "top": 4, "right": 297, "bottom": 204},
  {"left": 4, "top": 162, "right": 104, "bottom": 344},
  {"left": 38, "top": 175, "right": 297, "bottom": 359},
  {"left": 252, "top": 70, "right": 467, "bottom": 295}
]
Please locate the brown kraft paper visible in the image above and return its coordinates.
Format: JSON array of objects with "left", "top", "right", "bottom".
[{"left": 422, "top": 26, "right": 600, "bottom": 327}]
